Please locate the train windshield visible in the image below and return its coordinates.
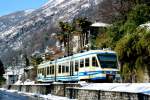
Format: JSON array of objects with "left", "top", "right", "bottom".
[{"left": 97, "top": 54, "right": 118, "bottom": 69}]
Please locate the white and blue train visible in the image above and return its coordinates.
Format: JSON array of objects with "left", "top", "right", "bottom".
[{"left": 37, "top": 50, "right": 120, "bottom": 82}]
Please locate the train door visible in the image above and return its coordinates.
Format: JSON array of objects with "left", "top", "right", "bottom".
[{"left": 74, "top": 60, "right": 79, "bottom": 75}]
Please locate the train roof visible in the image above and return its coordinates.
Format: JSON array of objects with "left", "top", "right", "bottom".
[{"left": 38, "top": 49, "right": 116, "bottom": 68}]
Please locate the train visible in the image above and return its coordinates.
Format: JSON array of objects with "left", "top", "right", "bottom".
[{"left": 37, "top": 49, "right": 121, "bottom": 83}]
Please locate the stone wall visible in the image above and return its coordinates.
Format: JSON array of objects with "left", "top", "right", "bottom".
[
  {"left": 9, "top": 83, "right": 81, "bottom": 96},
  {"left": 51, "top": 83, "right": 81, "bottom": 96},
  {"left": 8, "top": 84, "right": 150, "bottom": 100},
  {"left": 66, "top": 88, "right": 150, "bottom": 100},
  {"left": 10, "top": 84, "right": 51, "bottom": 94}
]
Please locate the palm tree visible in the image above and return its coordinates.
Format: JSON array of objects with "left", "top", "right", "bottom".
[
  {"left": 59, "top": 22, "right": 74, "bottom": 56},
  {"left": 75, "top": 17, "right": 92, "bottom": 50}
]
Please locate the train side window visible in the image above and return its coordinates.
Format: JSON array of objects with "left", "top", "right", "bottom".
[
  {"left": 49, "top": 67, "right": 51, "bottom": 75},
  {"left": 92, "top": 57, "right": 98, "bottom": 67},
  {"left": 80, "top": 59, "right": 84, "bottom": 68},
  {"left": 51, "top": 65, "right": 54, "bottom": 74},
  {"left": 85, "top": 58, "right": 89, "bottom": 67},
  {"left": 66, "top": 66, "right": 69, "bottom": 73},
  {"left": 65, "top": 62, "right": 69, "bottom": 73},
  {"left": 58, "top": 65, "right": 62, "bottom": 73},
  {"left": 62, "top": 65, "right": 65, "bottom": 73},
  {"left": 75, "top": 60, "right": 79, "bottom": 71},
  {"left": 47, "top": 67, "right": 49, "bottom": 75},
  {"left": 42, "top": 68, "right": 44, "bottom": 75},
  {"left": 49, "top": 66, "right": 51, "bottom": 75},
  {"left": 45, "top": 68, "right": 47, "bottom": 75}
]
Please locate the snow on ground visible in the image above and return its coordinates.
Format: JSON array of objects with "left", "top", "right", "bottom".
[
  {"left": 0, "top": 88, "right": 72, "bottom": 100},
  {"left": 18, "top": 92, "right": 71, "bottom": 100},
  {"left": 14, "top": 79, "right": 36, "bottom": 85},
  {"left": 80, "top": 83, "right": 150, "bottom": 95},
  {"left": 14, "top": 80, "right": 50, "bottom": 86},
  {"left": 24, "top": 9, "right": 35, "bottom": 16},
  {"left": 14, "top": 80, "right": 35, "bottom": 85}
]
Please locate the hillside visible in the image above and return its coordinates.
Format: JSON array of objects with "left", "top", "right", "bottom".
[{"left": 0, "top": 0, "right": 103, "bottom": 65}]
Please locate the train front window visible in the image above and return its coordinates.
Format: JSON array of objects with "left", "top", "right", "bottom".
[
  {"left": 97, "top": 54, "right": 118, "bottom": 69},
  {"left": 92, "top": 57, "right": 99, "bottom": 67}
]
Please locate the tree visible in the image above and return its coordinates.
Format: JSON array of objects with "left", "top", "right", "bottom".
[
  {"left": 27, "top": 55, "right": 43, "bottom": 81},
  {"left": 75, "top": 17, "right": 92, "bottom": 50},
  {"left": 23, "top": 54, "right": 30, "bottom": 67},
  {"left": 0, "top": 59, "right": 5, "bottom": 76},
  {"left": 96, "top": 4, "right": 150, "bottom": 82},
  {"left": 59, "top": 21, "right": 74, "bottom": 55},
  {"left": 0, "top": 59, "right": 5, "bottom": 85}
]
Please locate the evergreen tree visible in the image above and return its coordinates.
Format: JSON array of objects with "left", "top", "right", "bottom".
[{"left": 0, "top": 59, "right": 5, "bottom": 76}]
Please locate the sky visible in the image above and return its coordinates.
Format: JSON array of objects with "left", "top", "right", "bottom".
[{"left": 0, "top": 0, "right": 48, "bottom": 16}]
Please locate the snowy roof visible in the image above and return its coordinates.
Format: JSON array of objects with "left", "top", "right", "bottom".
[
  {"left": 4, "top": 68, "right": 24, "bottom": 75},
  {"left": 91, "top": 22, "right": 110, "bottom": 27},
  {"left": 25, "top": 66, "right": 34, "bottom": 70},
  {"left": 80, "top": 83, "right": 150, "bottom": 95}
]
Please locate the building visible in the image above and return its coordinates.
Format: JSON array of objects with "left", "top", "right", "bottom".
[{"left": 3, "top": 67, "right": 24, "bottom": 85}]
